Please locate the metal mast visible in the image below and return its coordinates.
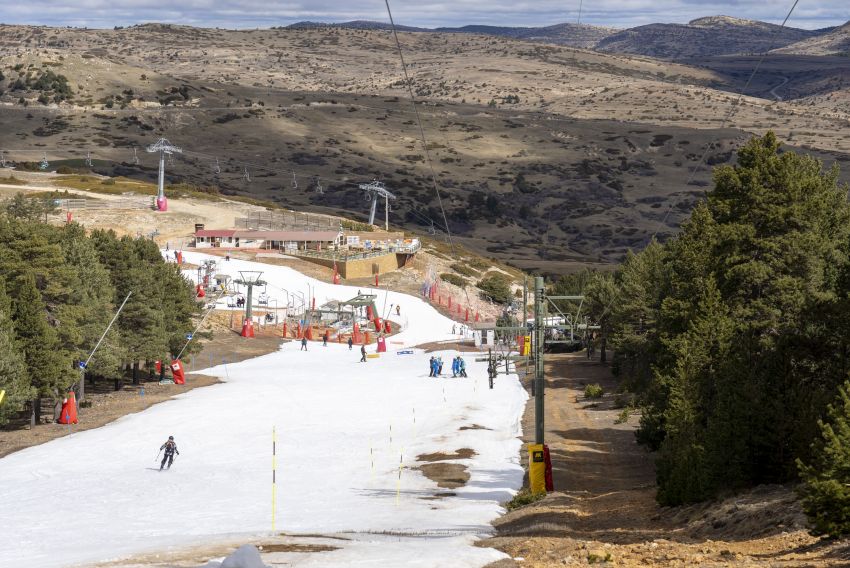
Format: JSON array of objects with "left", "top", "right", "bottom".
[
  {"left": 146, "top": 138, "right": 182, "bottom": 212},
  {"left": 358, "top": 181, "right": 396, "bottom": 231}
]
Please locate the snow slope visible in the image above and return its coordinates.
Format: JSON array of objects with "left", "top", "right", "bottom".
[{"left": 0, "top": 252, "right": 527, "bottom": 568}]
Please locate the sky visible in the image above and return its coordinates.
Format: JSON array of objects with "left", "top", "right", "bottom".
[{"left": 0, "top": 1, "right": 846, "bottom": 30}]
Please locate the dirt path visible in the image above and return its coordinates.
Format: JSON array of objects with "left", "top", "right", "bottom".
[
  {"left": 0, "top": 333, "right": 282, "bottom": 459},
  {"left": 482, "top": 352, "right": 850, "bottom": 567}
]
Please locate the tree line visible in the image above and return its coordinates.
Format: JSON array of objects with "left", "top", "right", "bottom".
[
  {"left": 553, "top": 133, "right": 850, "bottom": 533},
  {"left": 0, "top": 195, "right": 201, "bottom": 426}
]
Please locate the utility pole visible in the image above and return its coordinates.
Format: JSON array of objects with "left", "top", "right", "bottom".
[
  {"left": 234, "top": 271, "right": 266, "bottom": 338},
  {"left": 146, "top": 138, "right": 182, "bottom": 212},
  {"left": 533, "top": 276, "right": 545, "bottom": 444}
]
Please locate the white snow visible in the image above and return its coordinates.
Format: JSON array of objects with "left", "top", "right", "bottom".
[{"left": 0, "top": 252, "right": 527, "bottom": 568}]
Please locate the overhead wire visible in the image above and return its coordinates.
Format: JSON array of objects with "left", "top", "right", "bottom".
[{"left": 384, "top": 0, "right": 456, "bottom": 254}]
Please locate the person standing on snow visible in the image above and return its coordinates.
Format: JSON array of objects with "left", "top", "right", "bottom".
[
  {"left": 459, "top": 357, "right": 468, "bottom": 378},
  {"left": 360, "top": 344, "right": 367, "bottom": 362},
  {"left": 396, "top": 305, "right": 401, "bottom": 316},
  {"left": 159, "top": 436, "right": 179, "bottom": 470},
  {"left": 301, "top": 337, "right": 308, "bottom": 351},
  {"left": 437, "top": 357, "right": 444, "bottom": 376},
  {"left": 428, "top": 356, "right": 436, "bottom": 377},
  {"left": 322, "top": 331, "right": 329, "bottom": 347},
  {"left": 348, "top": 337, "right": 354, "bottom": 350}
]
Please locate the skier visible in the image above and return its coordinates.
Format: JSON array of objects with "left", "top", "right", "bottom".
[
  {"left": 159, "top": 436, "right": 179, "bottom": 470},
  {"left": 322, "top": 331, "right": 329, "bottom": 347},
  {"left": 459, "top": 357, "right": 467, "bottom": 378},
  {"left": 452, "top": 324, "right": 456, "bottom": 335},
  {"left": 396, "top": 305, "right": 401, "bottom": 316},
  {"left": 452, "top": 356, "right": 459, "bottom": 378},
  {"left": 301, "top": 337, "right": 308, "bottom": 351},
  {"left": 429, "top": 356, "right": 436, "bottom": 377},
  {"left": 348, "top": 337, "right": 354, "bottom": 350},
  {"left": 360, "top": 344, "right": 367, "bottom": 363},
  {"left": 437, "top": 357, "right": 444, "bottom": 376}
]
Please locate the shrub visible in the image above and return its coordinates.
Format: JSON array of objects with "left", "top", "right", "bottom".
[
  {"left": 584, "top": 384, "right": 604, "bottom": 399},
  {"left": 450, "top": 262, "right": 478, "bottom": 277},
  {"left": 440, "top": 273, "right": 467, "bottom": 288},
  {"left": 477, "top": 274, "right": 512, "bottom": 304},
  {"left": 505, "top": 488, "right": 545, "bottom": 511}
]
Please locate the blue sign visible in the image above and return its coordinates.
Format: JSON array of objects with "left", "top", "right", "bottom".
[
  {"left": 78, "top": 362, "right": 87, "bottom": 369},
  {"left": 396, "top": 350, "right": 414, "bottom": 355},
  {"left": 185, "top": 333, "right": 193, "bottom": 340}
]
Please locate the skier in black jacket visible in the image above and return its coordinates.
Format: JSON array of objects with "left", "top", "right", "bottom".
[{"left": 160, "top": 436, "right": 180, "bottom": 470}]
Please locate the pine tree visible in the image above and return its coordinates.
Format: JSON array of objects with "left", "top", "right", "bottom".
[
  {"left": 12, "top": 272, "right": 72, "bottom": 424},
  {"left": 798, "top": 381, "right": 850, "bottom": 537},
  {"left": 0, "top": 279, "right": 32, "bottom": 425}
]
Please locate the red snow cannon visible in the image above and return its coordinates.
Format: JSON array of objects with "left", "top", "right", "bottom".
[
  {"left": 170, "top": 360, "right": 185, "bottom": 385},
  {"left": 58, "top": 392, "right": 78, "bottom": 424},
  {"left": 241, "top": 318, "right": 255, "bottom": 338}
]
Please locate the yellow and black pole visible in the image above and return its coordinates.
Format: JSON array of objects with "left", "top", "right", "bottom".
[
  {"left": 272, "top": 426, "right": 277, "bottom": 531},
  {"left": 528, "top": 276, "right": 547, "bottom": 495}
]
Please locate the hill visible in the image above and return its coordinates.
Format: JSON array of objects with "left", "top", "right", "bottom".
[
  {"left": 0, "top": 25, "right": 847, "bottom": 273},
  {"left": 596, "top": 16, "right": 823, "bottom": 58},
  {"left": 773, "top": 21, "right": 850, "bottom": 56}
]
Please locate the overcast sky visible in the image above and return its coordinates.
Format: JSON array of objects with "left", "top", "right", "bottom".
[{"left": 1, "top": 1, "right": 846, "bottom": 30}]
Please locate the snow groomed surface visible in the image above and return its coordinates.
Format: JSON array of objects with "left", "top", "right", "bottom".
[{"left": 0, "top": 252, "right": 527, "bottom": 567}]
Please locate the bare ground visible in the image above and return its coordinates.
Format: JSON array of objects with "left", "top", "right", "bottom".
[
  {"left": 0, "top": 332, "right": 281, "bottom": 459},
  {"left": 481, "top": 352, "right": 850, "bottom": 567}
]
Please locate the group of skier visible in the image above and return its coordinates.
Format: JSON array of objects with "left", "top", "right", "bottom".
[{"left": 428, "top": 355, "right": 467, "bottom": 378}]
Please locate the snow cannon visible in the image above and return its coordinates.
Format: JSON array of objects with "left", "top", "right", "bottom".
[
  {"left": 353, "top": 323, "right": 362, "bottom": 344},
  {"left": 282, "top": 321, "right": 288, "bottom": 338},
  {"left": 175, "top": 251, "right": 183, "bottom": 264},
  {"left": 333, "top": 271, "right": 340, "bottom": 285},
  {"left": 373, "top": 318, "right": 382, "bottom": 332},
  {"left": 296, "top": 322, "right": 303, "bottom": 339},
  {"left": 305, "top": 326, "right": 314, "bottom": 341},
  {"left": 196, "top": 284, "right": 206, "bottom": 298},
  {"left": 377, "top": 336, "right": 387, "bottom": 353},
  {"left": 58, "top": 392, "right": 78, "bottom": 424},
  {"left": 364, "top": 331, "right": 372, "bottom": 344},
  {"left": 241, "top": 318, "right": 255, "bottom": 338},
  {"left": 366, "top": 305, "right": 374, "bottom": 320},
  {"left": 155, "top": 360, "right": 162, "bottom": 375},
  {"left": 475, "top": 311, "right": 480, "bottom": 322},
  {"left": 170, "top": 359, "right": 185, "bottom": 385},
  {"left": 374, "top": 274, "right": 379, "bottom": 287},
  {"left": 383, "top": 319, "right": 391, "bottom": 334},
  {"left": 156, "top": 196, "right": 168, "bottom": 212}
]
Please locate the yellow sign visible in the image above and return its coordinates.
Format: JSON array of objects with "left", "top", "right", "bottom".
[
  {"left": 367, "top": 353, "right": 381, "bottom": 359},
  {"left": 0, "top": 389, "right": 5, "bottom": 405},
  {"left": 528, "top": 443, "right": 546, "bottom": 495},
  {"left": 522, "top": 336, "right": 531, "bottom": 356}
]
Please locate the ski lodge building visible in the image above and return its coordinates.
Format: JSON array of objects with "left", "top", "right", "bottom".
[{"left": 192, "top": 228, "right": 344, "bottom": 252}]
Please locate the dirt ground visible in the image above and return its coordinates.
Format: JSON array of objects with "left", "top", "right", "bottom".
[
  {"left": 0, "top": 332, "right": 281, "bottom": 459},
  {"left": 481, "top": 352, "right": 850, "bottom": 567}
]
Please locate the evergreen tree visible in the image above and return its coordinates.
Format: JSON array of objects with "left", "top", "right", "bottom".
[
  {"left": 798, "top": 381, "right": 850, "bottom": 537},
  {"left": 12, "top": 272, "right": 72, "bottom": 423},
  {"left": 0, "top": 279, "right": 32, "bottom": 425}
]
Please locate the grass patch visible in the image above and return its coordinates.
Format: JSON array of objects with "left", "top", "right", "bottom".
[
  {"left": 505, "top": 488, "right": 545, "bottom": 511},
  {"left": 450, "top": 262, "right": 479, "bottom": 277},
  {"left": 584, "top": 383, "right": 604, "bottom": 399},
  {"left": 1, "top": 175, "right": 27, "bottom": 186},
  {"left": 615, "top": 408, "right": 630, "bottom": 424}
]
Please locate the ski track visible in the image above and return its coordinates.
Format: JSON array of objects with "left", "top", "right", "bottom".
[{"left": 0, "top": 251, "right": 527, "bottom": 568}]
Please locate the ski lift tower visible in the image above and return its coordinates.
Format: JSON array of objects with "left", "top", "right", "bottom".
[
  {"left": 359, "top": 181, "right": 396, "bottom": 231},
  {"left": 146, "top": 138, "right": 182, "bottom": 212},
  {"left": 233, "top": 270, "right": 266, "bottom": 338}
]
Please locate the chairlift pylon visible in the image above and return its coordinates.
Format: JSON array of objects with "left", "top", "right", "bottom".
[
  {"left": 291, "top": 172, "right": 298, "bottom": 189},
  {"left": 314, "top": 176, "right": 323, "bottom": 194},
  {"left": 39, "top": 153, "right": 49, "bottom": 171},
  {"left": 132, "top": 147, "right": 139, "bottom": 165},
  {"left": 0, "top": 151, "right": 6, "bottom": 168},
  {"left": 243, "top": 167, "right": 251, "bottom": 182},
  {"left": 214, "top": 158, "right": 221, "bottom": 174},
  {"left": 85, "top": 151, "right": 93, "bottom": 167}
]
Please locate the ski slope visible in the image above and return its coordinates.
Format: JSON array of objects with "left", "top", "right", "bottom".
[{"left": 0, "top": 252, "right": 527, "bottom": 567}]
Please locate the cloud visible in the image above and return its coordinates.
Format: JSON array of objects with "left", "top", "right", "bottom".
[{"left": 0, "top": 0, "right": 846, "bottom": 30}]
